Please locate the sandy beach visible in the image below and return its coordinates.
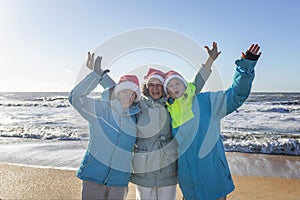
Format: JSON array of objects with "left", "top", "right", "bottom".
[{"left": 1, "top": 160, "right": 300, "bottom": 200}]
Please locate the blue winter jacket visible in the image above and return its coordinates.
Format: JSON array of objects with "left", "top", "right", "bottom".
[
  {"left": 69, "top": 71, "right": 140, "bottom": 187},
  {"left": 172, "top": 58, "right": 257, "bottom": 200}
]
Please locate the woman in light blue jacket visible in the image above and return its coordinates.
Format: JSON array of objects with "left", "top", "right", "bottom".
[
  {"left": 69, "top": 54, "right": 141, "bottom": 200},
  {"left": 164, "top": 43, "right": 261, "bottom": 200}
]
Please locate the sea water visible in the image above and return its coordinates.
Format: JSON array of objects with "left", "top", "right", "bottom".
[{"left": 0, "top": 92, "right": 299, "bottom": 177}]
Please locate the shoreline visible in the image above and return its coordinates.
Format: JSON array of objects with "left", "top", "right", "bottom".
[
  {"left": 226, "top": 152, "right": 300, "bottom": 178},
  {"left": 1, "top": 154, "right": 300, "bottom": 200},
  {"left": 1, "top": 137, "right": 299, "bottom": 178},
  {"left": 1, "top": 163, "right": 300, "bottom": 200}
]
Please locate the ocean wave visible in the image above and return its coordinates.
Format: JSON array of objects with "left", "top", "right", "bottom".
[
  {"left": 0, "top": 102, "right": 70, "bottom": 108},
  {"left": 247, "top": 93, "right": 300, "bottom": 103},
  {"left": 1, "top": 124, "right": 300, "bottom": 156},
  {"left": 30, "top": 96, "right": 69, "bottom": 102},
  {"left": 271, "top": 100, "right": 300, "bottom": 105},
  {"left": 222, "top": 132, "right": 300, "bottom": 156},
  {"left": 1, "top": 92, "right": 299, "bottom": 156},
  {"left": 0, "top": 125, "right": 88, "bottom": 140},
  {"left": 281, "top": 117, "right": 298, "bottom": 121},
  {"left": 258, "top": 107, "right": 291, "bottom": 113}
]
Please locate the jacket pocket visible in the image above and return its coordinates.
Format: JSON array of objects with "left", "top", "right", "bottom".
[
  {"left": 77, "top": 151, "right": 100, "bottom": 179},
  {"left": 80, "top": 151, "right": 95, "bottom": 171},
  {"left": 132, "top": 150, "right": 147, "bottom": 175},
  {"left": 161, "top": 142, "right": 178, "bottom": 168},
  {"left": 133, "top": 150, "right": 161, "bottom": 174},
  {"left": 217, "top": 156, "right": 230, "bottom": 179},
  {"left": 160, "top": 144, "right": 178, "bottom": 176}
]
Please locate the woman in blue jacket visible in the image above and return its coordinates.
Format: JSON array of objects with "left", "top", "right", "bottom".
[
  {"left": 164, "top": 44, "right": 261, "bottom": 200},
  {"left": 69, "top": 54, "right": 141, "bottom": 200}
]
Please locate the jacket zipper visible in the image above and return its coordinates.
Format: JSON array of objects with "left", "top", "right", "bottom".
[{"left": 103, "top": 117, "right": 122, "bottom": 185}]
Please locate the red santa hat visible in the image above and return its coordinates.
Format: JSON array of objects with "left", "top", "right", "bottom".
[
  {"left": 144, "top": 68, "right": 165, "bottom": 84},
  {"left": 163, "top": 70, "right": 187, "bottom": 94},
  {"left": 114, "top": 74, "right": 141, "bottom": 101}
]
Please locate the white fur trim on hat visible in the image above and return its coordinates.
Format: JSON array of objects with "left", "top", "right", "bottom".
[
  {"left": 114, "top": 81, "right": 141, "bottom": 101},
  {"left": 163, "top": 75, "right": 187, "bottom": 94},
  {"left": 146, "top": 74, "right": 164, "bottom": 84}
]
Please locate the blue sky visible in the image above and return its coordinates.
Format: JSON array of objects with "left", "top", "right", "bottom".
[{"left": 0, "top": 0, "right": 299, "bottom": 92}]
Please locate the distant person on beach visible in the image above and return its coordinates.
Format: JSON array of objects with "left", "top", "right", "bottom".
[
  {"left": 164, "top": 43, "right": 261, "bottom": 200},
  {"left": 130, "top": 43, "right": 218, "bottom": 200},
  {"left": 69, "top": 53, "right": 141, "bottom": 200}
]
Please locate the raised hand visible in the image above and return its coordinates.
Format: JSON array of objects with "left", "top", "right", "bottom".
[
  {"left": 204, "top": 42, "right": 221, "bottom": 61},
  {"left": 93, "top": 56, "right": 103, "bottom": 75},
  {"left": 86, "top": 52, "right": 103, "bottom": 75},
  {"left": 242, "top": 44, "right": 262, "bottom": 60},
  {"left": 86, "top": 52, "right": 95, "bottom": 70},
  {"left": 202, "top": 42, "right": 221, "bottom": 70}
]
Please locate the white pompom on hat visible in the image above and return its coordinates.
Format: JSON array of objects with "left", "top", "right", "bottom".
[
  {"left": 163, "top": 70, "right": 187, "bottom": 94},
  {"left": 114, "top": 74, "right": 141, "bottom": 101},
  {"left": 144, "top": 68, "right": 166, "bottom": 84}
]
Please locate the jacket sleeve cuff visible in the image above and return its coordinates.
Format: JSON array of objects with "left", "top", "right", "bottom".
[
  {"left": 235, "top": 59, "right": 257, "bottom": 75},
  {"left": 99, "top": 72, "right": 116, "bottom": 89}
]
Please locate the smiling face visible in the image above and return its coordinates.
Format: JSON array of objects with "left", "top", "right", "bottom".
[
  {"left": 147, "top": 78, "right": 163, "bottom": 100},
  {"left": 117, "top": 89, "right": 136, "bottom": 109},
  {"left": 166, "top": 78, "right": 186, "bottom": 99}
]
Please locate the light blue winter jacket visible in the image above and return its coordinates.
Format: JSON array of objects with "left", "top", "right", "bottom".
[
  {"left": 69, "top": 71, "right": 140, "bottom": 187},
  {"left": 171, "top": 58, "right": 257, "bottom": 200}
]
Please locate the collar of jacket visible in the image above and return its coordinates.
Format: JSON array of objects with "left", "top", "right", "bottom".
[
  {"left": 166, "top": 83, "right": 196, "bottom": 128},
  {"left": 142, "top": 95, "right": 166, "bottom": 107}
]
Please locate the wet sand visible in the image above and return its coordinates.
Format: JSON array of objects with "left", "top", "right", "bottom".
[
  {"left": 1, "top": 153, "right": 300, "bottom": 200},
  {"left": 228, "top": 175, "right": 300, "bottom": 200}
]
